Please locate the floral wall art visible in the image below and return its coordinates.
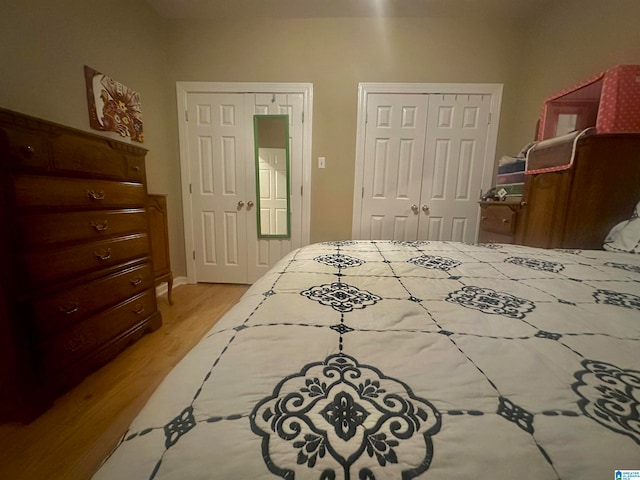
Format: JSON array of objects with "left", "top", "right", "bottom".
[{"left": 84, "top": 65, "right": 144, "bottom": 142}]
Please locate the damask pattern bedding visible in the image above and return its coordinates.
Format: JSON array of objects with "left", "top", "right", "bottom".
[{"left": 92, "top": 241, "right": 640, "bottom": 480}]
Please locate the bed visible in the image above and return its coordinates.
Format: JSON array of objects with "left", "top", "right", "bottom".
[{"left": 92, "top": 236, "right": 640, "bottom": 479}]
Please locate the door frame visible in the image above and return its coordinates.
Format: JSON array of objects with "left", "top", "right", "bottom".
[
  {"left": 351, "top": 82, "right": 503, "bottom": 239},
  {"left": 176, "top": 82, "right": 313, "bottom": 284}
]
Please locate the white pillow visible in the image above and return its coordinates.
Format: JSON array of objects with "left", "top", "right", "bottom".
[{"left": 604, "top": 200, "right": 640, "bottom": 253}]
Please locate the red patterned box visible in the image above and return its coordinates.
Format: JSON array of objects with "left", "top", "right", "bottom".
[{"left": 538, "top": 65, "right": 640, "bottom": 141}]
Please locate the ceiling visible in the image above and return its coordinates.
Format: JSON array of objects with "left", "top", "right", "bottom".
[{"left": 145, "top": 0, "right": 555, "bottom": 20}]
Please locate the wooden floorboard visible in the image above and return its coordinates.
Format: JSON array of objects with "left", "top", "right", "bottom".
[{"left": 0, "top": 283, "right": 249, "bottom": 480}]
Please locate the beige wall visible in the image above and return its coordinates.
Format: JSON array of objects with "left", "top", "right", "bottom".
[
  {"left": 168, "top": 17, "right": 524, "bottom": 242},
  {"left": 2, "top": 1, "right": 639, "bottom": 278},
  {"left": 512, "top": 0, "right": 640, "bottom": 146},
  {"left": 0, "top": 0, "right": 186, "bottom": 277}
]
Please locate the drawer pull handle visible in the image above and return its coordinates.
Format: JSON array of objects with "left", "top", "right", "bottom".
[
  {"left": 130, "top": 275, "right": 143, "bottom": 286},
  {"left": 133, "top": 304, "right": 145, "bottom": 315},
  {"left": 58, "top": 301, "right": 79, "bottom": 315},
  {"left": 23, "top": 145, "right": 35, "bottom": 155},
  {"left": 481, "top": 216, "right": 487, "bottom": 220},
  {"left": 94, "top": 248, "right": 112, "bottom": 261},
  {"left": 90, "top": 220, "right": 109, "bottom": 232},
  {"left": 501, "top": 218, "right": 509, "bottom": 223},
  {"left": 132, "top": 165, "right": 140, "bottom": 171},
  {"left": 65, "top": 335, "right": 88, "bottom": 353},
  {"left": 87, "top": 189, "right": 105, "bottom": 201}
]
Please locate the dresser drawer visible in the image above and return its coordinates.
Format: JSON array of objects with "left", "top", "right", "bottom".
[
  {"left": 12, "top": 175, "right": 146, "bottom": 209},
  {"left": 24, "top": 234, "right": 150, "bottom": 287},
  {"left": 39, "top": 318, "right": 100, "bottom": 376},
  {"left": 479, "top": 205, "right": 517, "bottom": 236},
  {"left": 477, "top": 230, "right": 515, "bottom": 244},
  {"left": 38, "top": 289, "right": 157, "bottom": 376},
  {"left": 30, "top": 262, "right": 154, "bottom": 338},
  {"left": 125, "top": 155, "right": 146, "bottom": 182},
  {"left": 18, "top": 209, "right": 148, "bottom": 247},
  {"left": 100, "top": 288, "right": 157, "bottom": 343},
  {"left": 51, "top": 131, "right": 145, "bottom": 180},
  {"left": 0, "top": 125, "right": 50, "bottom": 169}
]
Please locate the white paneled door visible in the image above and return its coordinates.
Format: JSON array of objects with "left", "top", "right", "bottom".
[
  {"left": 247, "top": 93, "right": 305, "bottom": 282},
  {"left": 179, "top": 84, "right": 312, "bottom": 284},
  {"left": 359, "top": 94, "right": 429, "bottom": 240},
  {"left": 187, "top": 93, "right": 248, "bottom": 283},
  {"left": 355, "top": 84, "right": 501, "bottom": 243},
  {"left": 418, "top": 93, "right": 492, "bottom": 242},
  {"left": 257, "top": 147, "right": 288, "bottom": 235}
]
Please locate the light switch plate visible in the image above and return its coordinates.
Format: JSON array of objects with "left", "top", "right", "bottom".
[{"left": 318, "top": 157, "right": 326, "bottom": 169}]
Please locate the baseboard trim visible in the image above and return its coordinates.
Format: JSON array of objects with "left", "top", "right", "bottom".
[{"left": 155, "top": 275, "right": 188, "bottom": 299}]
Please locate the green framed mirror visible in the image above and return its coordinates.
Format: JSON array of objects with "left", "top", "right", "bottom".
[{"left": 253, "top": 114, "right": 291, "bottom": 238}]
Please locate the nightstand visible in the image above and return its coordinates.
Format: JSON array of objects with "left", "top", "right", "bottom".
[{"left": 478, "top": 200, "right": 524, "bottom": 244}]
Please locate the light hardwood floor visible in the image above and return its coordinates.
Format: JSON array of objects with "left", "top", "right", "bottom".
[{"left": 0, "top": 283, "right": 249, "bottom": 480}]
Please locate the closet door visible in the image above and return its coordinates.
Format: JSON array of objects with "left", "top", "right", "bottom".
[
  {"left": 247, "top": 93, "right": 305, "bottom": 282},
  {"left": 355, "top": 87, "right": 496, "bottom": 243},
  {"left": 417, "top": 94, "right": 492, "bottom": 242},
  {"left": 359, "top": 93, "right": 429, "bottom": 240},
  {"left": 180, "top": 84, "right": 311, "bottom": 285},
  {"left": 186, "top": 93, "right": 248, "bottom": 283}
]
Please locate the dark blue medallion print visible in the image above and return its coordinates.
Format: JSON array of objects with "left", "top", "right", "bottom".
[
  {"left": 389, "top": 240, "right": 430, "bottom": 247},
  {"left": 446, "top": 286, "right": 535, "bottom": 319},
  {"left": 573, "top": 359, "right": 640, "bottom": 444},
  {"left": 164, "top": 406, "right": 196, "bottom": 448},
  {"left": 505, "top": 257, "right": 564, "bottom": 273},
  {"left": 497, "top": 397, "right": 534, "bottom": 434},
  {"left": 593, "top": 289, "right": 640, "bottom": 311},
  {"left": 604, "top": 262, "right": 640, "bottom": 274},
  {"left": 250, "top": 354, "right": 441, "bottom": 479},
  {"left": 301, "top": 282, "right": 382, "bottom": 313},
  {"left": 323, "top": 241, "right": 357, "bottom": 247},
  {"left": 409, "top": 255, "right": 461, "bottom": 271},
  {"left": 321, "top": 391, "right": 370, "bottom": 441},
  {"left": 315, "top": 254, "right": 364, "bottom": 269}
]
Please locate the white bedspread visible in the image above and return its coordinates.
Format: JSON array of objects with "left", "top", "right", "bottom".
[{"left": 93, "top": 241, "right": 640, "bottom": 479}]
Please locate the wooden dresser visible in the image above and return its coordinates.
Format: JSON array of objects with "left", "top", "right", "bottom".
[
  {"left": 478, "top": 134, "right": 640, "bottom": 249},
  {"left": 147, "top": 194, "right": 173, "bottom": 305},
  {"left": 0, "top": 108, "right": 162, "bottom": 421},
  {"left": 519, "top": 133, "right": 640, "bottom": 249},
  {"left": 478, "top": 201, "right": 524, "bottom": 244}
]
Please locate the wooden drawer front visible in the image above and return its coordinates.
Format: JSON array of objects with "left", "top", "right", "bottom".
[
  {"left": 13, "top": 175, "right": 146, "bottom": 209},
  {"left": 480, "top": 205, "right": 516, "bottom": 235},
  {"left": 100, "top": 289, "right": 157, "bottom": 344},
  {"left": 478, "top": 230, "right": 514, "bottom": 244},
  {"left": 0, "top": 125, "right": 50, "bottom": 169},
  {"left": 51, "top": 132, "right": 129, "bottom": 179},
  {"left": 30, "top": 263, "right": 154, "bottom": 338},
  {"left": 125, "top": 156, "right": 145, "bottom": 182},
  {"left": 24, "top": 234, "right": 150, "bottom": 287},
  {"left": 39, "top": 289, "right": 156, "bottom": 375},
  {"left": 18, "top": 209, "right": 148, "bottom": 247},
  {"left": 39, "top": 318, "right": 100, "bottom": 376},
  {"left": 147, "top": 195, "right": 170, "bottom": 274}
]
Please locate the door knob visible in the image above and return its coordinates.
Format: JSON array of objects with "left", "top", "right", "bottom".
[
  {"left": 247, "top": 200, "right": 254, "bottom": 209},
  {"left": 411, "top": 204, "right": 419, "bottom": 213},
  {"left": 422, "top": 205, "right": 430, "bottom": 214},
  {"left": 237, "top": 200, "right": 245, "bottom": 208}
]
